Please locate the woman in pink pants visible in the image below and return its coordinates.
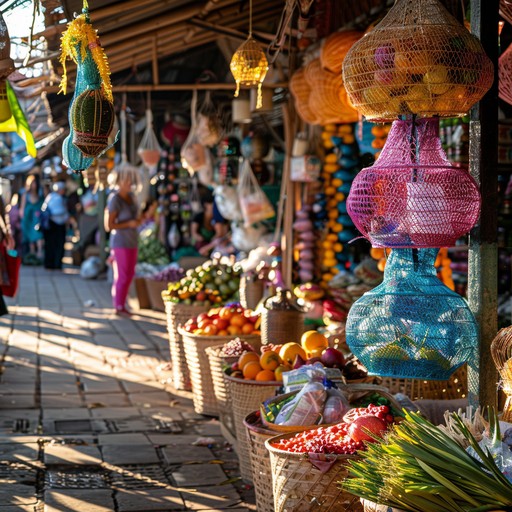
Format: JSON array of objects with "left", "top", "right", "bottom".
[{"left": 106, "top": 167, "right": 141, "bottom": 316}]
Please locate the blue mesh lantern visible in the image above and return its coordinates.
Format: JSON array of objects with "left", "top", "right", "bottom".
[{"left": 346, "top": 248, "right": 478, "bottom": 380}]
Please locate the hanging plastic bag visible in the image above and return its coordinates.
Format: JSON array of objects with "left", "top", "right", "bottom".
[
  {"left": 237, "top": 159, "right": 275, "bottom": 226},
  {"left": 181, "top": 91, "right": 213, "bottom": 186},
  {"left": 189, "top": 176, "right": 203, "bottom": 215},
  {"left": 231, "top": 221, "right": 267, "bottom": 252},
  {"left": 213, "top": 185, "right": 243, "bottom": 221},
  {"left": 167, "top": 223, "right": 181, "bottom": 249},
  {"left": 137, "top": 109, "right": 162, "bottom": 175},
  {"left": 195, "top": 91, "right": 223, "bottom": 148}
]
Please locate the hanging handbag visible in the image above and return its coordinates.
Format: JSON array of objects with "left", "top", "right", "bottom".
[{"left": 0, "top": 245, "right": 20, "bottom": 297}]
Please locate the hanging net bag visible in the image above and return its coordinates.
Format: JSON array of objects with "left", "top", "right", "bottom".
[
  {"left": 60, "top": 0, "right": 115, "bottom": 172},
  {"left": 137, "top": 109, "right": 162, "bottom": 176},
  {"left": 347, "top": 117, "right": 481, "bottom": 248},
  {"left": 342, "top": 0, "right": 493, "bottom": 121},
  {"left": 499, "top": 42, "right": 512, "bottom": 106},
  {"left": 346, "top": 247, "right": 478, "bottom": 380}
]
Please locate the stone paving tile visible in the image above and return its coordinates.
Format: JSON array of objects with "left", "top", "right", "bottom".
[
  {"left": 0, "top": 505, "right": 41, "bottom": 511},
  {"left": 42, "top": 408, "right": 91, "bottom": 420},
  {"left": 0, "top": 395, "right": 36, "bottom": 409},
  {"left": 170, "top": 464, "right": 228, "bottom": 487},
  {"left": 40, "top": 394, "right": 83, "bottom": 409},
  {"left": 140, "top": 408, "right": 185, "bottom": 422},
  {"left": 44, "top": 489, "right": 115, "bottom": 511},
  {"left": 84, "top": 393, "right": 131, "bottom": 408},
  {"left": 162, "top": 445, "right": 216, "bottom": 464},
  {"left": 115, "top": 488, "right": 184, "bottom": 511},
  {"left": 98, "top": 433, "right": 150, "bottom": 445},
  {"left": 0, "top": 485, "right": 38, "bottom": 505},
  {"left": 89, "top": 407, "right": 140, "bottom": 419},
  {"left": 145, "top": 434, "right": 205, "bottom": 446},
  {"left": 101, "top": 443, "right": 160, "bottom": 465},
  {"left": 44, "top": 444, "right": 103, "bottom": 466},
  {"left": 119, "top": 380, "right": 163, "bottom": 393},
  {"left": 80, "top": 378, "right": 123, "bottom": 394},
  {"left": 0, "top": 383, "right": 36, "bottom": 394},
  {"left": 128, "top": 391, "right": 172, "bottom": 408},
  {"left": 180, "top": 485, "right": 243, "bottom": 510},
  {"left": 191, "top": 422, "right": 222, "bottom": 437},
  {"left": 0, "top": 443, "right": 39, "bottom": 462}
]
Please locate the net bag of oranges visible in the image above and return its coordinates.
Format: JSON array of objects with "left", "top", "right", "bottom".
[{"left": 342, "top": 0, "right": 493, "bottom": 121}]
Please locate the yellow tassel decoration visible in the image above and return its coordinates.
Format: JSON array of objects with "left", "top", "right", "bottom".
[{"left": 59, "top": 0, "right": 113, "bottom": 102}]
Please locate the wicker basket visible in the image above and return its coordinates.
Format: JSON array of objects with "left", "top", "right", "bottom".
[
  {"left": 225, "top": 374, "right": 280, "bottom": 483},
  {"left": 164, "top": 301, "right": 209, "bottom": 391},
  {"left": 379, "top": 364, "right": 467, "bottom": 401},
  {"left": 239, "top": 275, "right": 264, "bottom": 311},
  {"left": 134, "top": 277, "right": 150, "bottom": 309},
  {"left": 145, "top": 279, "right": 168, "bottom": 312},
  {"left": 265, "top": 432, "right": 363, "bottom": 512},
  {"left": 205, "top": 345, "right": 240, "bottom": 439},
  {"left": 244, "top": 411, "right": 280, "bottom": 512},
  {"left": 181, "top": 331, "right": 261, "bottom": 416}
]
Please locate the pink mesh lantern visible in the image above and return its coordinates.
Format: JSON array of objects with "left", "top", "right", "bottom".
[
  {"left": 347, "top": 118, "right": 481, "bottom": 248},
  {"left": 499, "top": 42, "right": 512, "bottom": 106}
]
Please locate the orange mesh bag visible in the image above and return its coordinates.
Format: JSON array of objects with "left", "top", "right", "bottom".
[
  {"left": 305, "top": 59, "right": 359, "bottom": 124},
  {"left": 289, "top": 68, "right": 317, "bottom": 125},
  {"left": 320, "top": 30, "right": 363, "bottom": 74},
  {"left": 499, "top": 42, "right": 512, "bottom": 106},
  {"left": 342, "top": 0, "right": 494, "bottom": 121}
]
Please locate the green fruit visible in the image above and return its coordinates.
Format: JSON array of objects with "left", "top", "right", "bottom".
[
  {"left": 418, "top": 348, "right": 451, "bottom": 370},
  {"left": 372, "top": 345, "right": 410, "bottom": 361}
]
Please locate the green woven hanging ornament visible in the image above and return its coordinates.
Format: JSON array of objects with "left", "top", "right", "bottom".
[{"left": 71, "top": 88, "right": 114, "bottom": 157}]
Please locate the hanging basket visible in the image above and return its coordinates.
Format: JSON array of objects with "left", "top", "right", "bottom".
[
  {"left": 289, "top": 67, "right": 318, "bottom": 124},
  {"left": 320, "top": 30, "right": 363, "bottom": 74},
  {"left": 346, "top": 248, "right": 478, "bottom": 380},
  {"left": 499, "top": 42, "right": 512, "bottom": 107},
  {"left": 305, "top": 59, "right": 359, "bottom": 125},
  {"left": 71, "top": 88, "right": 115, "bottom": 157},
  {"left": 501, "top": 0, "right": 512, "bottom": 25},
  {"left": 490, "top": 327, "right": 512, "bottom": 422},
  {"left": 138, "top": 109, "right": 162, "bottom": 171},
  {"left": 347, "top": 118, "right": 481, "bottom": 248},
  {"left": 342, "top": 0, "right": 494, "bottom": 121}
]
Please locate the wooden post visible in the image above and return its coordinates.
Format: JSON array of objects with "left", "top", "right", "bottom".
[{"left": 468, "top": 0, "right": 499, "bottom": 407}]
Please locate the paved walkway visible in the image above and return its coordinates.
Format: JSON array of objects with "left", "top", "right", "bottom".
[{"left": 0, "top": 265, "right": 255, "bottom": 511}]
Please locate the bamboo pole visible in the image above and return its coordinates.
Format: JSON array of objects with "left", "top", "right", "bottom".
[{"left": 152, "top": 36, "right": 159, "bottom": 86}]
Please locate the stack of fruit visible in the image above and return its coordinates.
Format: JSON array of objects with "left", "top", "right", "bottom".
[
  {"left": 319, "top": 123, "right": 360, "bottom": 285},
  {"left": 182, "top": 304, "right": 259, "bottom": 337},
  {"left": 163, "top": 260, "right": 241, "bottom": 306}
]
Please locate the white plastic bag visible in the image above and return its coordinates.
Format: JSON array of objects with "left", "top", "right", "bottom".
[
  {"left": 213, "top": 185, "right": 243, "bottom": 221},
  {"left": 237, "top": 159, "right": 275, "bottom": 227},
  {"left": 231, "top": 221, "right": 267, "bottom": 252},
  {"left": 80, "top": 256, "right": 102, "bottom": 279}
]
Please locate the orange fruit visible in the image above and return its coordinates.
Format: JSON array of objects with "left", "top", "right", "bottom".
[
  {"left": 227, "top": 325, "right": 241, "bottom": 336},
  {"left": 230, "top": 314, "right": 245, "bottom": 327},
  {"left": 260, "top": 350, "right": 282, "bottom": 371},
  {"left": 238, "top": 351, "right": 259, "bottom": 370},
  {"left": 274, "top": 364, "right": 291, "bottom": 382},
  {"left": 301, "top": 330, "right": 329, "bottom": 355},
  {"left": 241, "top": 323, "right": 254, "bottom": 335},
  {"left": 243, "top": 361, "right": 263, "bottom": 380},
  {"left": 279, "top": 342, "right": 307, "bottom": 365},
  {"left": 255, "top": 369, "right": 275, "bottom": 381}
]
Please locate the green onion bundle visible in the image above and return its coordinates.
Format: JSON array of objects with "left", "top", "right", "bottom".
[{"left": 343, "top": 410, "right": 512, "bottom": 512}]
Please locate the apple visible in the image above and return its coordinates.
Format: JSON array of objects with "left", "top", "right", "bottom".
[
  {"left": 213, "top": 318, "right": 229, "bottom": 330},
  {"left": 197, "top": 313, "right": 209, "bottom": 324},
  {"left": 321, "top": 347, "right": 345, "bottom": 369}
]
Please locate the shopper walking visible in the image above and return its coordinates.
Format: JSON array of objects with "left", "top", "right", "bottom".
[
  {"left": 0, "top": 196, "right": 14, "bottom": 316},
  {"left": 106, "top": 167, "right": 141, "bottom": 316},
  {"left": 20, "top": 174, "right": 44, "bottom": 262},
  {"left": 42, "top": 182, "right": 69, "bottom": 270}
]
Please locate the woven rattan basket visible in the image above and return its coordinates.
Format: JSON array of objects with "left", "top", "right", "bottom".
[
  {"left": 243, "top": 411, "right": 277, "bottom": 512},
  {"left": 379, "top": 364, "right": 467, "bottom": 401},
  {"left": 134, "top": 277, "right": 150, "bottom": 309},
  {"left": 490, "top": 327, "right": 512, "bottom": 422},
  {"left": 265, "top": 432, "right": 363, "bottom": 512},
  {"left": 180, "top": 331, "right": 262, "bottom": 417},
  {"left": 290, "top": 67, "right": 318, "bottom": 124},
  {"left": 225, "top": 374, "right": 280, "bottom": 483},
  {"left": 239, "top": 275, "right": 264, "bottom": 311},
  {"left": 164, "top": 301, "right": 209, "bottom": 391},
  {"left": 145, "top": 279, "right": 168, "bottom": 312}
]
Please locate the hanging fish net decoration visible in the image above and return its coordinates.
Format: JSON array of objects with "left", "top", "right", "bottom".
[
  {"left": 342, "top": 0, "right": 494, "bottom": 121},
  {"left": 346, "top": 247, "right": 478, "bottom": 380},
  {"left": 346, "top": 117, "right": 481, "bottom": 248},
  {"left": 137, "top": 109, "right": 162, "bottom": 175},
  {"left": 500, "top": 0, "right": 512, "bottom": 25},
  {"left": 59, "top": 0, "right": 115, "bottom": 172},
  {"left": 230, "top": 36, "right": 269, "bottom": 109}
]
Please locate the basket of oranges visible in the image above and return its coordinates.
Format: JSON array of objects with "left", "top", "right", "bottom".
[{"left": 224, "top": 347, "right": 285, "bottom": 483}]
